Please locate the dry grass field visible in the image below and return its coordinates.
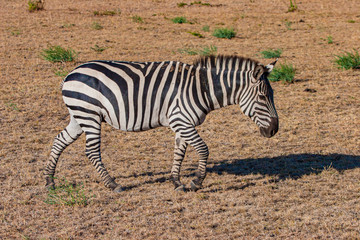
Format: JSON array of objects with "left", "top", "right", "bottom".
[{"left": 1, "top": 0, "right": 360, "bottom": 239}]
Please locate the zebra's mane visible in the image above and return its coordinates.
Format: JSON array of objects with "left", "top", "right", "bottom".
[{"left": 193, "top": 55, "right": 261, "bottom": 71}]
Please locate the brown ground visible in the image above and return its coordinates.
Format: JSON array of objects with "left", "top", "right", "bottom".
[{"left": 1, "top": 0, "right": 360, "bottom": 239}]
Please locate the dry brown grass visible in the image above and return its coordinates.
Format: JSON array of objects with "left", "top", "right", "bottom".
[{"left": 1, "top": 0, "right": 360, "bottom": 239}]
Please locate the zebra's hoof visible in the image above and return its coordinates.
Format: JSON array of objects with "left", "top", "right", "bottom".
[
  {"left": 175, "top": 184, "right": 186, "bottom": 192},
  {"left": 45, "top": 177, "right": 55, "bottom": 190},
  {"left": 190, "top": 180, "right": 202, "bottom": 192},
  {"left": 113, "top": 185, "right": 124, "bottom": 193},
  {"left": 46, "top": 184, "right": 55, "bottom": 191}
]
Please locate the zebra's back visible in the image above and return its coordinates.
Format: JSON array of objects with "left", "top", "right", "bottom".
[{"left": 62, "top": 60, "right": 188, "bottom": 132}]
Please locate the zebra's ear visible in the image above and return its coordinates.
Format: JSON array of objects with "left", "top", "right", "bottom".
[
  {"left": 265, "top": 59, "right": 278, "bottom": 73},
  {"left": 253, "top": 64, "right": 264, "bottom": 81}
]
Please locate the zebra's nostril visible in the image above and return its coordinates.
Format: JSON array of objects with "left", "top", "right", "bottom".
[{"left": 271, "top": 129, "right": 275, "bottom": 136}]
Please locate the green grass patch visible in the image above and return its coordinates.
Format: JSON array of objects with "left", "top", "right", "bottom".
[
  {"left": 334, "top": 49, "right": 360, "bottom": 70},
  {"left": 287, "top": 0, "right": 298, "bottom": 12},
  {"left": 54, "top": 68, "right": 69, "bottom": 78},
  {"left": 177, "top": 2, "right": 187, "bottom": 7},
  {"left": 212, "top": 27, "right": 236, "bottom": 39},
  {"left": 178, "top": 48, "right": 198, "bottom": 55},
  {"left": 187, "top": 31, "right": 204, "bottom": 38},
  {"left": 61, "top": 23, "right": 75, "bottom": 28},
  {"left": 202, "top": 25, "right": 210, "bottom": 32},
  {"left": 198, "top": 45, "right": 217, "bottom": 56},
  {"left": 10, "top": 29, "right": 21, "bottom": 36},
  {"left": 132, "top": 15, "right": 144, "bottom": 23},
  {"left": 41, "top": 46, "right": 76, "bottom": 63},
  {"left": 44, "top": 178, "right": 94, "bottom": 207},
  {"left": 93, "top": 10, "right": 120, "bottom": 16},
  {"left": 92, "top": 22, "right": 103, "bottom": 30},
  {"left": 190, "top": 1, "right": 211, "bottom": 6},
  {"left": 326, "top": 35, "right": 333, "bottom": 44},
  {"left": 347, "top": 20, "right": 355, "bottom": 23},
  {"left": 284, "top": 20, "right": 292, "bottom": 30},
  {"left": 260, "top": 49, "right": 282, "bottom": 59},
  {"left": 178, "top": 45, "right": 217, "bottom": 56},
  {"left": 6, "top": 102, "right": 20, "bottom": 112},
  {"left": 268, "top": 63, "right": 296, "bottom": 83},
  {"left": 171, "top": 16, "right": 187, "bottom": 24},
  {"left": 28, "top": 0, "right": 44, "bottom": 12},
  {"left": 91, "top": 44, "right": 107, "bottom": 53},
  {"left": 177, "top": 1, "right": 211, "bottom": 7},
  {"left": 320, "top": 35, "right": 334, "bottom": 44}
]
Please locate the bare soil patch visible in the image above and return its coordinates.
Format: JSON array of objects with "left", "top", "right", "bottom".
[{"left": 1, "top": 0, "right": 359, "bottom": 239}]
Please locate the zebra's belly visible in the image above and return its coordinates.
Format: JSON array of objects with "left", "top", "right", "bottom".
[{"left": 104, "top": 115, "right": 170, "bottom": 132}]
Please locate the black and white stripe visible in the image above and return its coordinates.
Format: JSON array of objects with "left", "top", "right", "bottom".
[{"left": 45, "top": 55, "right": 278, "bottom": 192}]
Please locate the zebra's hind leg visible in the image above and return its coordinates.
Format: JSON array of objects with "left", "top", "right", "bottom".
[
  {"left": 171, "top": 132, "right": 188, "bottom": 191},
  {"left": 81, "top": 122, "right": 123, "bottom": 193},
  {"left": 44, "top": 115, "right": 83, "bottom": 189}
]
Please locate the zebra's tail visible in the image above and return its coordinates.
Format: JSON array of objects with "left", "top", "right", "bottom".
[{"left": 60, "top": 78, "right": 66, "bottom": 90}]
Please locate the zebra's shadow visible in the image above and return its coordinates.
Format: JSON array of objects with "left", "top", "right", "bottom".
[
  {"left": 207, "top": 153, "right": 360, "bottom": 181},
  {"left": 118, "top": 153, "right": 360, "bottom": 191}
]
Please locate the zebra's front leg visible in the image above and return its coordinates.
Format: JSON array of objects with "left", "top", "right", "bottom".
[
  {"left": 180, "top": 128, "right": 209, "bottom": 191},
  {"left": 171, "top": 132, "right": 188, "bottom": 191}
]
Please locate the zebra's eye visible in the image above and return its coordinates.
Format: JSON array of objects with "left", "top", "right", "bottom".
[{"left": 258, "top": 95, "right": 267, "bottom": 101}]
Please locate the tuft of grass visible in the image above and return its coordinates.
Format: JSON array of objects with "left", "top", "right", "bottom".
[
  {"left": 177, "top": 1, "right": 212, "bottom": 7},
  {"left": 334, "top": 49, "right": 360, "bottom": 70},
  {"left": 177, "top": 2, "right": 187, "bottom": 7},
  {"left": 326, "top": 35, "right": 333, "bottom": 44},
  {"left": 54, "top": 68, "right": 69, "bottom": 78},
  {"left": 190, "top": 1, "right": 211, "bottom": 6},
  {"left": 91, "top": 44, "right": 107, "bottom": 53},
  {"left": 93, "top": 10, "right": 120, "bottom": 16},
  {"left": 92, "top": 21, "right": 103, "bottom": 30},
  {"left": 268, "top": 63, "right": 296, "bottom": 83},
  {"left": 199, "top": 45, "right": 217, "bottom": 56},
  {"left": 28, "top": 0, "right": 44, "bottom": 12},
  {"left": 6, "top": 102, "right": 20, "bottom": 112},
  {"left": 178, "top": 48, "right": 198, "bottom": 55},
  {"left": 212, "top": 27, "right": 236, "bottom": 39},
  {"left": 347, "top": 20, "right": 355, "bottom": 23},
  {"left": 171, "top": 16, "right": 187, "bottom": 24},
  {"left": 202, "top": 25, "right": 210, "bottom": 32},
  {"left": 287, "top": 0, "right": 298, "bottom": 12},
  {"left": 284, "top": 20, "right": 292, "bottom": 30},
  {"left": 61, "top": 23, "right": 75, "bottom": 28},
  {"left": 260, "top": 49, "right": 282, "bottom": 59},
  {"left": 187, "top": 31, "right": 204, "bottom": 38},
  {"left": 132, "top": 15, "right": 144, "bottom": 23},
  {"left": 178, "top": 45, "right": 217, "bottom": 56},
  {"left": 44, "top": 178, "right": 94, "bottom": 207},
  {"left": 11, "top": 29, "right": 21, "bottom": 36},
  {"left": 41, "top": 46, "right": 76, "bottom": 63}
]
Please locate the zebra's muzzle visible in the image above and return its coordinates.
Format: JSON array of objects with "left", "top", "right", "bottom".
[{"left": 260, "top": 117, "right": 278, "bottom": 138}]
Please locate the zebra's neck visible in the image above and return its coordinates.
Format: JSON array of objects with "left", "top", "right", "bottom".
[
  {"left": 197, "top": 65, "right": 246, "bottom": 111},
  {"left": 195, "top": 55, "right": 260, "bottom": 112}
]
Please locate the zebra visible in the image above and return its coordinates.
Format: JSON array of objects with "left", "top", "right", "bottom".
[{"left": 44, "top": 55, "right": 279, "bottom": 192}]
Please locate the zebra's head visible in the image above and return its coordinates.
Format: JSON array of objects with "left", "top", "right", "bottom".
[{"left": 239, "top": 60, "right": 279, "bottom": 138}]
